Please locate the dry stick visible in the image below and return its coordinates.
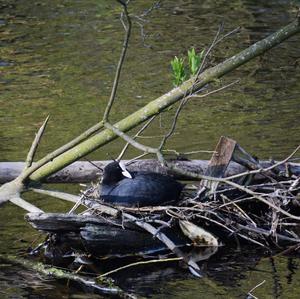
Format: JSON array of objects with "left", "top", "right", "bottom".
[
  {"left": 31, "top": 188, "right": 80, "bottom": 203},
  {"left": 247, "top": 280, "right": 266, "bottom": 299},
  {"left": 195, "top": 214, "right": 266, "bottom": 247},
  {"left": 98, "top": 257, "right": 182, "bottom": 278},
  {"left": 20, "top": 121, "right": 104, "bottom": 181},
  {"left": 220, "top": 194, "right": 257, "bottom": 227},
  {"left": 121, "top": 211, "right": 202, "bottom": 277},
  {"left": 197, "top": 25, "right": 240, "bottom": 76},
  {"left": 126, "top": 152, "right": 150, "bottom": 165},
  {"left": 9, "top": 197, "right": 43, "bottom": 213},
  {"left": 134, "top": 0, "right": 161, "bottom": 48},
  {"left": 189, "top": 79, "right": 240, "bottom": 99},
  {"left": 225, "top": 144, "right": 300, "bottom": 182},
  {"left": 117, "top": 115, "right": 157, "bottom": 161},
  {"left": 197, "top": 23, "right": 224, "bottom": 75},
  {"left": 236, "top": 224, "right": 300, "bottom": 243},
  {"left": 25, "top": 116, "right": 50, "bottom": 169},
  {"left": 104, "top": 122, "right": 160, "bottom": 157},
  {"left": 289, "top": 176, "right": 300, "bottom": 191},
  {"left": 103, "top": 1, "right": 131, "bottom": 122},
  {"left": 223, "top": 179, "right": 300, "bottom": 221},
  {"left": 163, "top": 149, "right": 216, "bottom": 156}
]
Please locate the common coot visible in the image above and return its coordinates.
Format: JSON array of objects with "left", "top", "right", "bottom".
[{"left": 99, "top": 161, "right": 184, "bottom": 207}]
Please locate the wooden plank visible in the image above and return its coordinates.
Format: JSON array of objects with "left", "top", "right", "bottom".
[{"left": 199, "top": 136, "right": 237, "bottom": 194}]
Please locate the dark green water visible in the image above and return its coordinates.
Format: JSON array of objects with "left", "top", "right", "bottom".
[{"left": 0, "top": 0, "right": 300, "bottom": 298}]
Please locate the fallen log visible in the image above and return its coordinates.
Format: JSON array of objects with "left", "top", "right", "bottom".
[
  {"left": 0, "top": 254, "right": 136, "bottom": 298},
  {"left": 0, "top": 160, "right": 299, "bottom": 184}
]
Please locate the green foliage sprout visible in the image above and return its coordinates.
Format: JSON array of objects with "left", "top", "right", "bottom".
[
  {"left": 170, "top": 56, "right": 186, "bottom": 87},
  {"left": 170, "top": 48, "right": 205, "bottom": 87},
  {"left": 188, "top": 48, "right": 205, "bottom": 76}
]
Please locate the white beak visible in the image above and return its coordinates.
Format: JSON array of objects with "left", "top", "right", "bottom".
[{"left": 119, "top": 161, "right": 132, "bottom": 179}]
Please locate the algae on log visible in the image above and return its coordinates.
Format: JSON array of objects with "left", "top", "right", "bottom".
[{"left": 25, "top": 19, "right": 300, "bottom": 183}]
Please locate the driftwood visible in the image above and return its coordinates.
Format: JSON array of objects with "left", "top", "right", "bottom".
[{"left": 1, "top": 159, "right": 299, "bottom": 184}]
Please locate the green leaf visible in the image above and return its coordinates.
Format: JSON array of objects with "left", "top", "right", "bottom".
[
  {"left": 170, "top": 56, "right": 186, "bottom": 87},
  {"left": 188, "top": 48, "right": 204, "bottom": 76}
]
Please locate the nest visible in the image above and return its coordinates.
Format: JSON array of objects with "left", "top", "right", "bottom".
[{"left": 26, "top": 140, "right": 300, "bottom": 277}]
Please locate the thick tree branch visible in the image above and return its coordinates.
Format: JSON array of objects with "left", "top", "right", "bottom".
[{"left": 26, "top": 18, "right": 299, "bottom": 183}]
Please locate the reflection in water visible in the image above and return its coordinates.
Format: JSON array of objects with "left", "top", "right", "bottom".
[{"left": 0, "top": 0, "right": 300, "bottom": 298}]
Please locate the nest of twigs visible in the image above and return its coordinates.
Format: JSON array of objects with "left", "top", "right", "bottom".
[{"left": 81, "top": 170, "right": 300, "bottom": 250}]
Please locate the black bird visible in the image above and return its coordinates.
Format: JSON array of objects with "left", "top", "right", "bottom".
[{"left": 100, "top": 161, "right": 184, "bottom": 207}]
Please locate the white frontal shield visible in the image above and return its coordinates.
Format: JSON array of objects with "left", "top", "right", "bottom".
[{"left": 119, "top": 161, "right": 132, "bottom": 179}]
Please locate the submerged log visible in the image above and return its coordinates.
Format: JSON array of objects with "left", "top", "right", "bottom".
[
  {"left": 1, "top": 159, "right": 299, "bottom": 184},
  {"left": 0, "top": 254, "right": 135, "bottom": 298},
  {"left": 25, "top": 212, "right": 190, "bottom": 257}
]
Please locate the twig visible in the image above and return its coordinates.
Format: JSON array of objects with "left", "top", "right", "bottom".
[
  {"left": 25, "top": 116, "right": 50, "bottom": 169},
  {"left": 9, "top": 197, "right": 43, "bottom": 213},
  {"left": 197, "top": 22, "right": 224, "bottom": 75},
  {"left": 247, "top": 280, "right": 266, "bottom": 299},
  {"left": 237, "top": 224, "right": 300, "bottom": 243},
  {"left": 220, "top": 194, "right": 257, "bottom": 227},
  {"left": 103, "top": 1, "right": 131, "bottom": 121},
  {"left": 117, "top": 115, "right": 157, "bottom": 160},
  {"left": 223, "top": 179, "right": 300, "bottom": 221},
  {"left": 126, "top": 152, "right": 150, "bottom": 165},
  {"left": 121, "top": 211, "right": 203, "bottom": 277},
  {"left": 225, "top": 144, "right": 300, "bottom": 182},
  {"left": 198, "top": 25, "right": 240, "bottom": 75},
  {"left": 98, "top": 257, "right": 182, "bottom": 278},
  {"left": 20, "top": 121, "right": 104, "bottom": 181},
  {"left": 104, "top": 122, "right": 159, "bottom": 156},
  {"left": 31, "top": 188, "right": 80, "bottom": 203},
  {"left": 189, "top": 79, "right": 239, "bottom": 99}
]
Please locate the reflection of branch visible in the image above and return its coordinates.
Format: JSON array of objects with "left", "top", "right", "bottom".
[{"left": 134, "top": 0, "right": 162, "bottom": 48}]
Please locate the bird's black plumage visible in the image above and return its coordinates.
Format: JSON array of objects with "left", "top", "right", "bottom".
[{"left": 100, "top": 161, "right": 184, "bottom": 207}]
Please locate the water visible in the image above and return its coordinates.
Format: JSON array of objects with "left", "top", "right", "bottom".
[{"left": 0, "top": 0, "right": 300, "bottom": 297}]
